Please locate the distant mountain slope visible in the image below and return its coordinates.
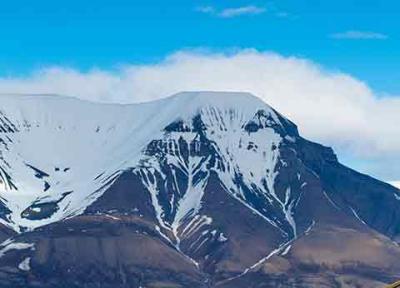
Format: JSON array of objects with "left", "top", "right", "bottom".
[{"left": 0, "top": 92, "right": 399, "bottom": 287}]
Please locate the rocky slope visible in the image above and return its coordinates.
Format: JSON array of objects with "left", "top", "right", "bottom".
[{"left": 0, "top": 92, "right": 399, "bottom": 287}]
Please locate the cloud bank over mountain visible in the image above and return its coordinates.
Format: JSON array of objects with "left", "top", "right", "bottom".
[{"left": 0, "top": 50, "right": 399, "bottom": 180}]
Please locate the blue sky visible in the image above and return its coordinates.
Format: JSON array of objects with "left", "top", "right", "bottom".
[{"left": 0, "top": 0, "right": 399, "bottom": 94}]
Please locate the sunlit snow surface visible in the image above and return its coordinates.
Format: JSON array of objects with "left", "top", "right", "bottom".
[
  {"left": 0, "top": 92, "right": 286, "bottom": 233},
  {"left": 390, "top": 181, "right": 400, "bottom": 189}
]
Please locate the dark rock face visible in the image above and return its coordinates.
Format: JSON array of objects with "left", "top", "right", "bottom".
[
  {"left": 0, "top": 94, "right": 400, "bottom": 287},
  {"left": 0, "top": 216, "right": 206, "bottom": 288}
]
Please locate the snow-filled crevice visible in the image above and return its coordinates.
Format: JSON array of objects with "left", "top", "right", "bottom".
[{"left": 137, "top": 132, "right": 212, "bottom": 248}]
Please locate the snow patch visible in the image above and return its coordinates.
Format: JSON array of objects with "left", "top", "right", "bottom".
[
  {"left": 350, "top": 207, "right": 367, "bottom": 225},
  {"left": 18, "top": 257, "right": 31, "bottom": 271},
  {"left": 0, "top": 240, "right": 35, "bottom": 258},
  {"left": 280, "top": 244, "right": 291, "bottom": 256}
]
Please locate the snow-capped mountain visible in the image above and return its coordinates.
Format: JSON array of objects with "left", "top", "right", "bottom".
[
  {"left": 0, "top": 92, "right": 292, "bottom": 232},
  {"left": 0, "top": 92, "right": 400, "bottom": 287}
]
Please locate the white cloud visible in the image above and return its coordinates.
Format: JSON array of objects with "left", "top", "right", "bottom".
[
  {"left": 0, "top": 49, "right": 399, "bottom": 180},
  {"left": 218, "top": 6, "right": 266, "bottom": 18},
  {"left": 196, "top": 5, "right": 266, "bottom": 18},
  {"left": 330, "top": 30, "right": 388, "bottom": 40}
]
